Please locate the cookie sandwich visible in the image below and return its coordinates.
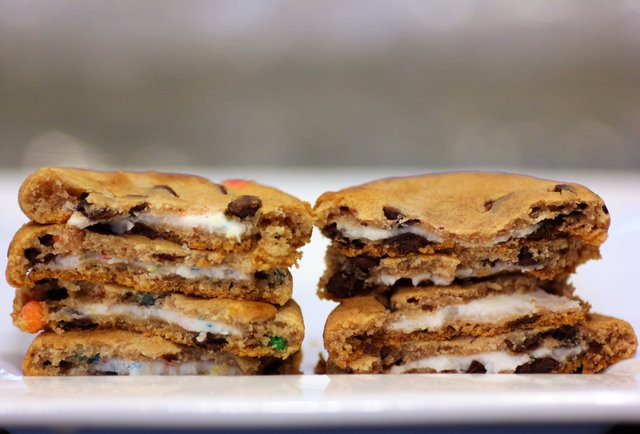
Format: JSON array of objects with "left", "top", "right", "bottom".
[
  {"left": 315, "top": 172, "right": 637, "bottom": 374},
  {"left": 8, "top": 167, "right": 313, "bottom": 375}
]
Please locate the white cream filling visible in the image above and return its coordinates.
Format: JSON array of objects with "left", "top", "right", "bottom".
[
  {"left": 376, "top": 261, "right": 544, "bottom": 287},
  {"left": 336, "top": 221, "right": 444, "bottom": 243},
  {"left": 389, "top": 345, "right": 586, "bottom": 374},
  {"left": 387, "top": 290, "right": 581, "bottom": 333},
  {"left": 89, "top": 358, "right": 243, "bottom": 375},
  {"left": 334, "top": 220, "right": 541, "bottom": 247},
  {"left": 68, "top": 211, "right": 248, "bottom": 241},
  {"left": 47, "top": 254, "right": 249, "bottom": 281},
  {"left": 74, "top": 303, "right": 241, "bottom": 336}
]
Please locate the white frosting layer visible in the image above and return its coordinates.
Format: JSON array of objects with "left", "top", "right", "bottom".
[
  {"left": 48, "top": 255, "right": 249, "bottom": 281},
  {"left": 68, "top": 211, "right": 248, "bottom": 241},
  {"left": 75, "top": 303, "right": 241, "bottom": 336},
  {"left": 376, "top": 261, "right": 543, "bottom": 287},
  {"left": 335, "top": 220, "right": 541, "bottom": 247},
  {"left": 387, "top": 290, "right": 581, "bottom": 333},
  {"left": 90, "top": 358, "right": 243, "bottom": 375},
  {"left": 336, "top": 221, "right": 443, "bottom": 243},
  {"left": 389, "top": 345, "right": 585, "bottom": 374}
]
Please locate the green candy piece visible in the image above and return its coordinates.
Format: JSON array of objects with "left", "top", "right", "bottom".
[{"left": 269, "top": 336, "right": 287, "bottom": 351}]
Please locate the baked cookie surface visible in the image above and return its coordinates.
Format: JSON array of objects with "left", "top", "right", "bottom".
[
  {"left": 325, "top": 311, "right": 636, "bottom": 374},
  {"left": 318, "top": 240, "right": 598, "bottom": 300},
  {"left": 13, "top": 280, "right": 304, "bottom": 359},
  {"left": 7, "top": 224, "right": 292, "bottom": 305},
  {"left": 19, "top": 167, "right": 313, "bottom": 268},
  {"left": 23, "top": 330, "right": 301, "bottom": 376},
  {"left": 314, "top": 172, "right": 609, "bottom": 255}
]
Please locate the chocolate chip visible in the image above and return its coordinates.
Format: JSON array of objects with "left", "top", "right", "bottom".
[
  {"left": 325, "top": 272, "right": 366, "bottom": 298},
  {"left": 527, "top": 215, "right": 570, "bottom": 240},
  {"left": 553, "top": 184, "right": 575, "bottom": 193},
  {"left": 194, "top": 333, "right": 227, "bottom": 350},
  {"left": 420, "top": 304, "right": 434, "bottom": 312},
  {"left": 517, "top": 247, "right": 537, "bottom": 266},
  {"left": 80, "top": 206, "right": 118, "bottom": 221},
  {"left": 130, "top": 223, "right": 160, "bottom": 239},
  {"left": 406, "top": 297, "right": 418, "bottom": 304},
  {"left": 217, "top": 184, "right": 228, "bottom": 195},
  {"left": 162, "top": 354, "right": 179, "bottom": 363},
  {"left": 589, "top": 341, "right": 604, "bottom": 352},
  {"left": 484, "top": 200, "right": 494, "bottom": 211},
  {"left": 153, "top": 184, "right": 179, "bottom": 197},
  {"left": 60, "top": 318, "right": 98, "bottom": 331},
  {"left": 515, "top": 357, "right": 559, "bottom": 373},
  {"left": 578, "top": 203, "right": 588, "bottom": 210},
  {"left": 349, "top": 256, "right": 380, "bottom": 272},
  {"left": 466, "top": 360, "right": 487, "bottom": 373},
  {"left": 85, "top": 223, "right": 115, "bottom": 235},
  {"left": 58, "top": 360, "right": 73, "bottom": 370},
  {"left": 520, "top": 334, "right": 543, "bottom": 351},
  {"left": 226, "top": 195, "right": 262, "bottom": 219},
  {"left": 385, "top": 233, "right": 429, "bottom": 254},
  {"left": 550, "top": 325, "right": 579, "bottom": 344},
  {"left": 152, "top": 253, "right": 185, "bottom": 262},
  {"left": 508, "top": 314, "right": 541, "bottom": 328},
  {"left": 380, "top": 346, "right": 394, "bottom": 360},
  {"left": 398, "top": 219, "right": 421, "bottom": 228},
  {"left": 505, "top": 334, "right": 542, "bottom": 353},
  {"left": 362, "top": 340, "right": 379, "bottom": 356},
  {"left": 79, "top": 192, "right": 89, "bottom": 200},
  {"left": 24, "top": 248, "right": 40, "bottom": 263},
  {"left": 128, "top": 202, "right": 149, "bottom": 214},
  {"left": 602, "top": 205, "right": 609, "bottom": 214},
  {"left": 44, "top": 286, "right": 69, "bottom": 301},
  {"left": 383, "top": 206, "right": 403, "bottom": 220},
  {"left": 38, "top": 234, "right": 55, "bottom": 247},
  {"left": 351, "top": 239, "right": 365, "bottom": 249},
  {"left": 254, "top": 271, "right": 269, "bottom": 281},
  {"left": 323, "top": 223, "right": 339, "bottom": 239}
]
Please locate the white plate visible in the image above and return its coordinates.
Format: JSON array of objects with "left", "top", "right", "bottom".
[
  {"left": 0, "top": 169, "right": 639, "bottom": 428},
  {"left": 0, "top": 361, "right": 639, "bottom": 428}
]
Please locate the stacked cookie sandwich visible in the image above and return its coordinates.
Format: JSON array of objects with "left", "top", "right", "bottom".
[
  {"left": 7, "top": 168, "right": 312, "bottom": 375},
  {"left": 315, "top": 172, "right": 637, "bottom": 374}
]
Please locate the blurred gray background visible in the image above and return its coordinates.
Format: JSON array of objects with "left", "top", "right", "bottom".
[{"left": 1, "top": 0, "right": 639, "bottom": 169}]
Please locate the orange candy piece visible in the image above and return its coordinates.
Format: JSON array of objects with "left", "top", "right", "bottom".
[
  {"left": 222, "top": 179, "right": 249, "bottom": 189},
  {"left": 20, "top": 300, "right": 45, "bottom": 333}
]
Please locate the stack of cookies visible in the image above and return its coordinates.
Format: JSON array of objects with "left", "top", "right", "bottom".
[
  {"left": 315, "top": 172, "right": 637, "bottom": 374},
  {"left": 7, "top": 168, "right": 312, "bottom": 375}
]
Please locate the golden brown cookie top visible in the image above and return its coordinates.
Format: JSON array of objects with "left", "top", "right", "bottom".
[
  {"left": 19, "top": 166, "right": 312, "bottom": 231},
  {"left": 28, "top": 329, "right": 183, "bottom": 359},
  {"left": 323, "top": 296, "right": 387, "bottom": 338},
  {"left": 314, "top": 172, "right": 610, "bottom": 247}
]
